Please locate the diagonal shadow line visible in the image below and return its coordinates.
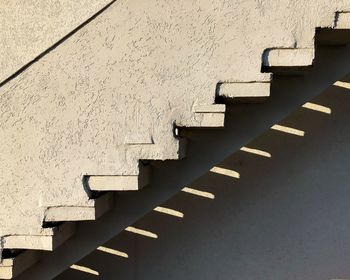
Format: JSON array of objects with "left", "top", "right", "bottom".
[{"left": 0, "top": 0, "right": 118, "bottom": 89}]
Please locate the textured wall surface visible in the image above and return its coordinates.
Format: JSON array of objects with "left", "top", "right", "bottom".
[
  {"left": 0, "top": 0, "right": 350, "bottom": 254},
  {"left": 57, "top": 72, "right": 350, "bottom": 280},
  {"left": 0, "top": 0, "right": 112, "bottom": 84},
  {"left": 16, "top": 43, "right": 350, "bottom": 280}
]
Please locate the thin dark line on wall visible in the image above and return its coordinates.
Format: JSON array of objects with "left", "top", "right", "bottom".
[{"left": 0, "top": 0, "right": 118, "bottom": 89}]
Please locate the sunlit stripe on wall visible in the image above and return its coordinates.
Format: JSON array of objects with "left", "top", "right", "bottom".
[
  {"left": 271, "top": 124, "right": 305, "bottom": 136},
  {"left": 302, "top": 102, "right": 331, "bottom": 114},
  {"left": 210, "top": 166, "right": 240, "bottom": 178},
  {"left": 240, "top": 146, "right": 271, "bottom": 158},
  {"left": 97, "top": 246, "right": 129, "bottom": 258},
  {"left": 181, "top": 187, "right": 215, "bottom": 199},
  {"left": 70, "top": 264, "right": 99, "bottom": 276},
  {"left": 153, "top": 206, "right": 184, "bottom": 218},
  {"left": 334, "top": 81, "right": 350, "bottom": 89},
  {"left": 125, "top": 226, "right": 158, "bottom": 239}
]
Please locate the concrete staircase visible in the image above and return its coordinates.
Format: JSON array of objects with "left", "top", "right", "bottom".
[
  {"left": 57, "top": 71, "right": 350, "bottom": 279},
  {"left": 1, "top": 1, "right": 350, "bottom": 279}
]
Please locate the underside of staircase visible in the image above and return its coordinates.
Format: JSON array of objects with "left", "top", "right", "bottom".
[{"left": 1, "top": 1, "right": 350, "bottom": 279}]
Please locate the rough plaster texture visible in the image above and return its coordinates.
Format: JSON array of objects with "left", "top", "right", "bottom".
[
  {"left": 57, "top": 78, "right": 350, "bottom": 280},
  {"left": 0, "top": 0, "right": 112, "bottom": 84},
  {"left": 12, "top": 42, "right": 350, "bottom": 280},
  {"left": 1, "top": 0, "right": 350, "bottom": 259}
]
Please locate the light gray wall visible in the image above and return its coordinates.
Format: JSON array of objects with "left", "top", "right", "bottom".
[{"left": 19, "top": 42, "right": 350, "bottom": 280}]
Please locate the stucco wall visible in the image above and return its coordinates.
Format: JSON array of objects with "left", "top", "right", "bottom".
[
  {"left": 56, "top": 59, "right": 350, "bottom": 280},
  {"left": 1, "top": 0, "right": 350, "bottom": 246},
  {"left": 17, "top": 42, "right": 350, "bottom": 280},
  {"left": 0, "top": 0, "right": 112, "bottom": 84}
]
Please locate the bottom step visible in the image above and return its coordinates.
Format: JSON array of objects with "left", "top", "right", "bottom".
[{"left": 0, "top": 250, "right": 40, "bottom": 280}]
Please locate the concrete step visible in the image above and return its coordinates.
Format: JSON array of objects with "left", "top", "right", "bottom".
[
  {"left": 2, "top": 223, "right": 75, "bottom": 251},
  {"left": 44, "top": 194, "right": 114, "bottom": 222},
  {"left": 0, "top": 251, "right": 40, "bottom": 280}
]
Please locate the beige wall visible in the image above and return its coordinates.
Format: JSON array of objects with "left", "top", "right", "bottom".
[
  {"left": 1, "top": 0, "right": 350, "bottom": 246},
  {"left": 0, "top": 0, "right": 112, "bottom": 84},
  {"left": 18, "top": 42, "right": 350, "bottom": 279}
]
